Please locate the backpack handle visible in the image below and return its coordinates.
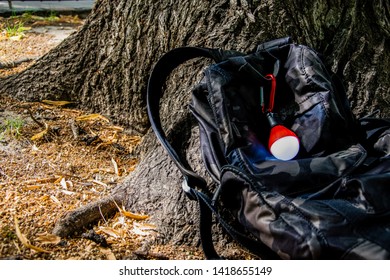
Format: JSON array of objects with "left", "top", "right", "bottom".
[{"left": 147, "top": 47, "right": 222, "bottom": 192}]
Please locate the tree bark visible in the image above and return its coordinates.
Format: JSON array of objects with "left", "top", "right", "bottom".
[{"left": 1, "top": 0, "right": 389, "bottom": 256}]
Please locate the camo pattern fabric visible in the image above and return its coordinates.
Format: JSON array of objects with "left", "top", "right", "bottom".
[
  {"left": 221, "top": 144, "right": 390, "bottom": 259},
  {"left": 190, "top": 42, "right": 390, "bottom": 259}
]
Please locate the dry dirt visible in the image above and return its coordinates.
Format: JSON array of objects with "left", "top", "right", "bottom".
[{"left": 0, "top": 14, "right": 204, "bottom": 260}]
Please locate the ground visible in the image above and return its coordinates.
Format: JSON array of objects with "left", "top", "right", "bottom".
[{"left": 0, "top": 13, "right": 204, "bottom": 260}]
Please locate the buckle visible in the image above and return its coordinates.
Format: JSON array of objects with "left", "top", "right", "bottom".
[{"left": 182, "top": 179, "right": 196, "bottom": 200}]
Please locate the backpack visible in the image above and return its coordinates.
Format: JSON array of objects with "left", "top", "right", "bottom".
[{"left": 147, "top": 37, "right": 390, "bottom": 259}]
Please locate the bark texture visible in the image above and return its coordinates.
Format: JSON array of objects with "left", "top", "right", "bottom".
[{"left": 2, "top": 0, "right": 389, "bottom": 255}]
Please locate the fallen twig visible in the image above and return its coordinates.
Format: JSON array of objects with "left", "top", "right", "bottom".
[{"left": 27, "top": 108, "right": 45, "bottom": 128}]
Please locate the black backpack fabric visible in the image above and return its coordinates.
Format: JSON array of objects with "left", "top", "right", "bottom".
[{"left": 147, "top": 37, "right": 390, "bottom": 259}]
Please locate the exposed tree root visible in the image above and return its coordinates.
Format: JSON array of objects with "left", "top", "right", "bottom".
[{"left": 0, "top": 57, "right": 38, "bottom": 69}]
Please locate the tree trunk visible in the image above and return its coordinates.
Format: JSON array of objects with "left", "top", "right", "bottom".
[{"left": 1, "top": 0, "right": 389, "bottom": 256}]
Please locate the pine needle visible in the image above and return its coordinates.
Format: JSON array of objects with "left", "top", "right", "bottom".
[{"left": 76, "top": 114, "right": 110, "bottom": 123}]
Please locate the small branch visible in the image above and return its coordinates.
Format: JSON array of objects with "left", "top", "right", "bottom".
[{"left": 27, "top": 108, "right": 45, "bottom": 128}]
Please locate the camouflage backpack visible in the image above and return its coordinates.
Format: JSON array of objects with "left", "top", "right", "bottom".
[{"left": 147, "top": 37, "right": 390, "bottom": 259}]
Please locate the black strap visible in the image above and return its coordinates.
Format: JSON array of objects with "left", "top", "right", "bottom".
[{"left": 147, "top": 47, "right": 220, "bottom": 191}]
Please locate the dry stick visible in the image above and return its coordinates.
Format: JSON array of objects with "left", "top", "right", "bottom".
[{"left": 26, "top": 108, "right": 45, "bottom": 128}]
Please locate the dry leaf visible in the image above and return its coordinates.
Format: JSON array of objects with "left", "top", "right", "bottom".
[
  {"left": 121, "top": 207, "right": 149, "bottom": 220},
  {"left": 14, "top": 216, "right": 50, "bottom": 253},
  {"left": 41, "top": 100, "right": 74, "bottom": 107},
  {"left": 35, "top": 233, "right": 61, "bottom": 245},
  {"left": 76, "top": 114, "right": 109, "bottom": 123}
]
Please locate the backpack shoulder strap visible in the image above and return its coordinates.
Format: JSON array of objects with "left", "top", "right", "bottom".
[{"left": 147, "top": 47, "right": 237, "bottom": 192}]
